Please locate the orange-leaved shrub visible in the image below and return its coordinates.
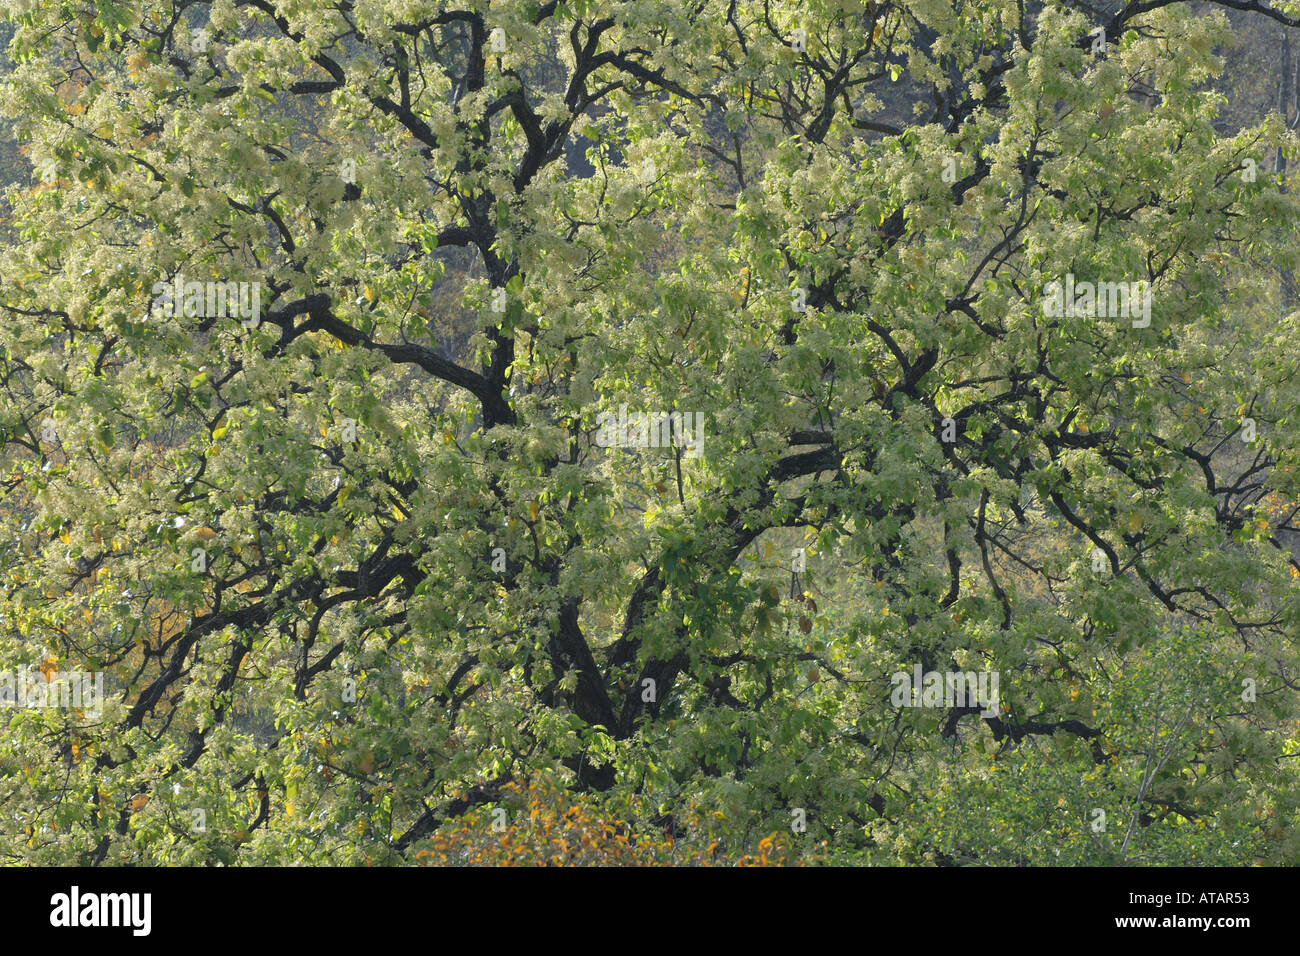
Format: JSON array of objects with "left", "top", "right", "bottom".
[{"left": 412, "top": 777, "right": 819, "bottom": 866}]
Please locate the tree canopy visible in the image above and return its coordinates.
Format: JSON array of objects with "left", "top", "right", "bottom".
[{"left": 1, "top": 0, "right": 1299, "bottom": 865}]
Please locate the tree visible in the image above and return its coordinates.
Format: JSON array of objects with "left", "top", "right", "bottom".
[{"left": 1, "top": 0, "right": 1298, "bottom": 865}]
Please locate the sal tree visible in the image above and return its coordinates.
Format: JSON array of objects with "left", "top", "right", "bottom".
[{"left": 1, "top": 0, "right": 1299, "bottom": 865}]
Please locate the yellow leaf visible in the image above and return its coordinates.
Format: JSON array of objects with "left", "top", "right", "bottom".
[
  {"left": 528, "top": 500, "right": 539, "bottom": 521},
  {"left": 131, "top": 794, "right": 148, "bottom": 812},
  {"left": 1128, "top": 512, "right": 1142, "bottom": 533}
]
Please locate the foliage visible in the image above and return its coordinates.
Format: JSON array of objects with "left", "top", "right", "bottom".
[
  {"left": 0, "top": 0, "right": 1298, "bottom": 865},
  {"left": 412, "top": 776, "right": 811, "bottom": 866}
]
